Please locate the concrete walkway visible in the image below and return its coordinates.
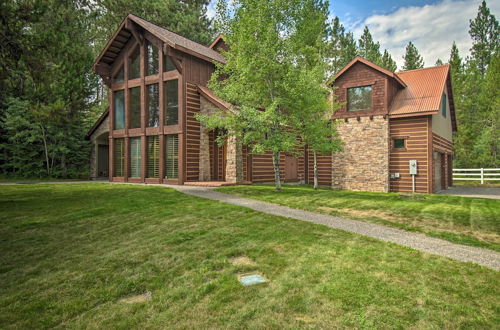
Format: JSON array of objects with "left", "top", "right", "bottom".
[
  {"left": 438, "top": 186, "right": 500, "bottom": 200},
  {"left": 170, "top": 185, "right": 500, "bottom": 271}
]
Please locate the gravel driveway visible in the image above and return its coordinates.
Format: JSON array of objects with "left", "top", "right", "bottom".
[{"left": 438, "top": 186, "right": 500, "bottom": 199}]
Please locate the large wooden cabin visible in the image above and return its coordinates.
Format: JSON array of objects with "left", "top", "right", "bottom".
[{"left": 88, "top": 15, "right": 456, "bottom": 193}]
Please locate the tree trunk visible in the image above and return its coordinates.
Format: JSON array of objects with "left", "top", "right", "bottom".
[
  {"left": 61, "top": 153, "right": 67, "bottom": 178},
  {"left": 313, "top": 151, "right": 318, "bottom": 190},
  {"left": 41, "top": 126, "right": 50, "bottom": 176},
  {"left": 272, "top": 151, "right": 282, "bottom": 190}
]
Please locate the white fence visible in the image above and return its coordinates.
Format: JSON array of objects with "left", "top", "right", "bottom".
[{"left": 453, "top": 168, "right": 500, "bottom": 184}]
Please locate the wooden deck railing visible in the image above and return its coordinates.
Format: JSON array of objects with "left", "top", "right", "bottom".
[{"left": 453, "top": 168, "right": 500, "bottom": 184}]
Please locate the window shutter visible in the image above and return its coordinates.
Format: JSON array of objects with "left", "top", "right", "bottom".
[
  {"left": 165, "top": 134, "right": 179, "bottom": 179},
  {"left": 113, "top": 138, "right": 125, "bottom": 177},
  {"left": 130, "top": 137, "right": 141, "bottom": 177},
  {"left": 147, "top": 136, "right": 160, "bottom": 178}
]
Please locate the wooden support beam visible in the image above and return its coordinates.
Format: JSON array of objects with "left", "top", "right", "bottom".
[
  {"left": 162, "top": 44, "right": 182, "bottom": 73},
  {"left": 94, "top": 63, "right": 111, "bottom": 77},
  {"left": 126, "top": 19, "right": 144, "bottom": 45}
]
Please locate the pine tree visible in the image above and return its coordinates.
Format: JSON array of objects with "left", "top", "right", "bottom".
[
  {"left": 381, "top": 49, "right": 397, "bottom": 71},
  {"left": 402, "top": 41, "right": 424, "bottom": 70},
  {"left": 341, "top": 32, "right": 358, "bottom": 67},
  {"left": 357, "top": 26, "right": 382, "bottom": 64},
  {"left": 328, "top": 16, "right": 345, "bottom": 74},
  {"left": 435, "top": 58, "right": 444, "bottom": 66},
  {"left": 469, "top": 0, "right": 499, "bottom": 77}
]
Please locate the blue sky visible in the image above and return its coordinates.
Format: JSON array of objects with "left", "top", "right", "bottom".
[{"left": 207, "top": 0, "right": 499, "bottom": 70}]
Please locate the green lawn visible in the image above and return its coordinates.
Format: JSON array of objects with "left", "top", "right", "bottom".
[
  {"left": 0, "top": 183, "right": 498, "bottom": 328},
  {"left": 216, "top": 185, "right": 500, "bottom": 251}
]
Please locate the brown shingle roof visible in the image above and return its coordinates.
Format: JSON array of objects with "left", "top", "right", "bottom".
[
  {"left": 129, "top": 14, "right": 226, "bottom": 64},
  {"left": 93, "top": 14, "right": 226, "bottom": 72},
  {"left": 390, "top": 65, "right": 449, "bottom": 115}
]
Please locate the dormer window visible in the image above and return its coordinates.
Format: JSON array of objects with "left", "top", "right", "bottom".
[
  {"left": 146, "top": 41, "right": 159, "bottom": 75},
  {"left": 129, "top": 47, "right": 140, "bottom": 79},
  {"left": 347, "top": 86, "right": 372, "bottom": 111}
]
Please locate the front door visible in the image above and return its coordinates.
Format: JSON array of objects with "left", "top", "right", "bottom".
[{"left": 285, "top": 155, "right": 298, "bottom": 181}]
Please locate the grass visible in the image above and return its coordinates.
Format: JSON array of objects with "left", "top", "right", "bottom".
[
  {"left": 216, "top": 185, "right": 500, "bottom": 251},
  {"left": 0, "top": 183, "right": 499, "bottom": 328}
]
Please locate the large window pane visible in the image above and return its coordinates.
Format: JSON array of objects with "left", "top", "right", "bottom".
[
  {"left": 113, "top": 138, "right": 125, "bottom": 177},
  {"left": 163, "top": 55, "right": 176, "bottom": 72},
  {"left": 129, "top": 137, "right": 141, "bottom": 178},
  {"left": 113, "top": 65, "right": 124, "bottom": 83},
  {"left": 129, "top": 87, "right": 141, "bottom": 128},
  {"left": 129, "top": 47, "right": 140, "bottom": 79},
  {"left": 165, "top": 134, "right": 178, "bottom": 179},
  {"left": 147, "top": 136, "right": 160, "bottom": 178},
  {"left": 347, "top": 86, "right": 372, "bottom": 111},
  {"left": 164, "top": 79, "right": 178, "bottom": 126},
  {"left": 147, "top": 84, "right": 159, "bottom": 127},
  {"left": 146, "top": 41, "right": 159, "bottom": 76},
  {"left": 114, "top": 90, "right": 125, "bottom": 129}
]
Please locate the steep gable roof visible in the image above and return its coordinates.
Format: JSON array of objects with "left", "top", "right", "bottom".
[
  {"left": 93, "top": 14, "right": 225, "bottom": 75},
  {"left": 328, "top": 56, "right": 407, "bottom": 88}
]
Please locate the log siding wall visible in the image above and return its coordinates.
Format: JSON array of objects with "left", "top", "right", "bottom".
[{"left": 389, "top": 116, "right": 431, "bottom": 193}]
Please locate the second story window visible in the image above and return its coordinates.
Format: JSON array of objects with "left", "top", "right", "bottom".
[
  {"left": 114, "top": 90, "right": 125, "bottom": 130},
  {"left": 129, "top": 87, "right": 141, "bottom": 128},
  {"left": 441, "top": 93, "right": 447, "bottom": 118},
  {"left": 113, "top": 65, "right": 124, "bottom": 83},
  {"left": 129, "top": 47, "right": 140, "bottom": 80},
  {"left": 163, "top": 55, "right": 176, "bottom": 72},
  {"left": 147, "top": 83, "right": 159, "bottom": 127},
  {"left": 347, "top": 86, "right": 372, "bottom": 111},
  {"left": 164, "top": 79, "right": 178, "bottom": 125},
  {"left": 146, "top": 41, "right": 159, "bottom": 75}
]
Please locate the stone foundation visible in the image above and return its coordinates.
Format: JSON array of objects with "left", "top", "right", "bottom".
[{"left": 332, "top": 115, "right": 389, "bottom": 192}]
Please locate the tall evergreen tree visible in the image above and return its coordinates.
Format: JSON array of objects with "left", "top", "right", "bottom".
[
  {"left": 435, "top": 58, "right": 444, "bottom": 66},
  {"left": 357, "top": 26, "right": 382, "bottom": 64},
  {"left": 340, "top": 32, "right": 358, "bottom": 67},
  {"left": 381, "top": 49, "right": 397, "bottom": 71},
  {"left": 328, "top": 16, "right": 345, "bottom": 74},
  {"left": 402, "top": 41, "right": 424, "bottom": 70},
  {"left": 469, "top": 0, "right": 499, "bottom": 77}
]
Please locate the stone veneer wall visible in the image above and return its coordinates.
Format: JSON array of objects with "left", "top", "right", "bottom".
[
  {"left": 199, "top": 95, "right": 242, "bottom": 183},
  {"left": 89, "top": 116, "right": 109, "bottom": 178},
  {"left": 199, "top": 96, "right": 219, "bottom": 181},
  {"left": 332, "top": 115, "right": 389, "bottom": 192}
]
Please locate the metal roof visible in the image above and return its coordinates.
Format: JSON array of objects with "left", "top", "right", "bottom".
[{"left": 390, "top": 65, "right": 450, "bottom": 115}]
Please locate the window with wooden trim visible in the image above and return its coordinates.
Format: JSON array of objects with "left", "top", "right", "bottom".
[
  {"left": 146, "top": 41, "right": 159, "bottom": 76},
  {"left": 147, "top": 83, "right": 159, "bottom": 127},
  {"left": 147, "top": 136, "right": 160, "bottom": 178},
  {"left": 113, "top": 138, "right": 125, "bottom": 177},
  {"left": 441, "top": 93, "right": 447, "bottom": 118},
  {"left": 114, "top": 90, "right": 125, "bottom": 130},
  {"left": 347, "top": 86, "right": 372, "bottom": 111},
  {"left": 113, "top": 65, "right": 124, "bottom": 83},
  {"left": 129, "top": 47, "right": 140, "bottom": 79},
  {"left": 165, "top": 134, "right": 178, "bottom": 179},
  {"left": 164, "top": 55, "right": 176, "bottom": 72},
  {"left": 164, "top": 79, "right": 179, "bottom": 125},
  {"left": 129, "top": 137, "right": 141, "bottom": 178},
  {"left": 393, "top": 138, "right": 405, "bottom": 149},
  {"left": 129, "top": 87, "right": 141, "bottom": 128}
]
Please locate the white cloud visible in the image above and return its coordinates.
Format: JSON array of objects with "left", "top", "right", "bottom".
[
  {"left": 350, "top": 0, "right": 500, "bottom": 69},
  {"left": 206, "top": 1, "right": 217, "bottom": 20}
]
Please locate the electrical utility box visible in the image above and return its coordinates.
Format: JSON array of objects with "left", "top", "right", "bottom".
[{"left": 409, "top": 160, "right": 418, "bottom": 175}]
